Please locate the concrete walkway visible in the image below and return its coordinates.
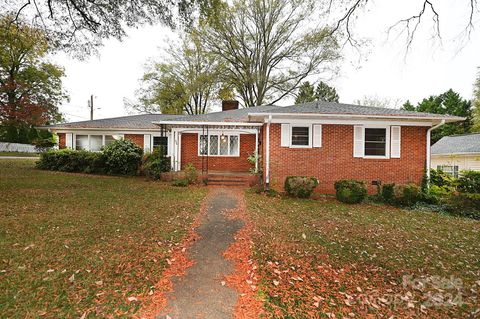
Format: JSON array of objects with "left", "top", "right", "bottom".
[{"left": 157, "top": 188, "right": 244, "bottom": 319}]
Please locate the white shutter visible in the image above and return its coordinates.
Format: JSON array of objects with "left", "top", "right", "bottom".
[
  {"left": 391, "top": 126, "right": 401, "bottom": 158},
  {"left": 144, "top": 134, "right": 151, "bottom": 153},
  {"left": 313, "top": 125, "right": 322, "bottom": 147},
  {"left": 66, "top": 133, "right": 73, "bottom": 149},
  {"left": 281, "top": 124, "right": 290, "bottom": 147},
  {"left": 353, "top": 126, "right": 364, "bottom": 158}
]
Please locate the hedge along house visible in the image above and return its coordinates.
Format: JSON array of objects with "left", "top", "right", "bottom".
[{"left": 42, "top": 100, "right": 463, "bottom": 193}]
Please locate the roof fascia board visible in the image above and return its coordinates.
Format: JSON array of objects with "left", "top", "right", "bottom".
[
  {"left": 52, "top": 129, "right": 166, "bottom": 134},
  {"left": 152, "top": 121, "right": 263, "bottom": 126},
  {"left": 248, "top": 112, "right": 465, "bottom": 123}
]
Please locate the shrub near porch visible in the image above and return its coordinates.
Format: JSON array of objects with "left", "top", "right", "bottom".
[
  {"left": 246, "top": 192, "right": 480, "bottom": 318},
  {"left": 0, "top": 160, "right": 206, "bottom": 318}
]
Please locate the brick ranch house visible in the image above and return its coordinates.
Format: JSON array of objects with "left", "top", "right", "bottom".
[{"left": 42, "top": 101, "right": 463, "bottom": 193}]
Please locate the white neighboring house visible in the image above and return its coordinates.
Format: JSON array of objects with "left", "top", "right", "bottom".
[{"left": 431, "top": 133, "right": 480, "bottom": 178}]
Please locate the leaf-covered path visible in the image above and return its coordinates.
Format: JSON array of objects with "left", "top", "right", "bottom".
[{"left": 157, "top": 187, "right": 244, "bottom": 319}]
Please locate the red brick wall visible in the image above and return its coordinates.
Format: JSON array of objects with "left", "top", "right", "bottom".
[
  {"left": 124, "top": 134, "right": 144, "bottom": 149},
  {"left": 58, "top": 133, "right": 66, "bottom": 149},
  {"left": 181, "top": 133, "right": 255, "bottom": 172},
  {"left": 265, "top": 124, "right": 427, "bottom": 194}
]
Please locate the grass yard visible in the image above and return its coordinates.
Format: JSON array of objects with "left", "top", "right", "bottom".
[
  {"left": 246, "top": 192, "right": 480, "bottom": 318},
  {"left": 0, "top": 152, "right": 39, "bottom": 157},
  {"left": 0, "top": 160, "right": 206, "bottom": 318}
]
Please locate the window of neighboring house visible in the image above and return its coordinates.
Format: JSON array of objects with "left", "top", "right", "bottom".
[
  {"left": 291, "top": 126, "right": 310, "bottom": 146},
  {"left": 364, "top": 128, "right": 387, "bottom": 156},
  {"left": 153, "top": 136, "right": 168, "bottom": 154},
  {"left": 199, "top": 134, "right": 240, "bottom": 156},
  {"left": 437, "top": 165, "right": 459, "bottom": 178}
]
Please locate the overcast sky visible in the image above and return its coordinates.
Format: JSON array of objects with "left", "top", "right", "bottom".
[{"left": 52, "top": 0, "right": 480, "bottom": 122}]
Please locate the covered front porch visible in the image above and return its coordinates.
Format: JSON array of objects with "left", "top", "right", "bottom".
[{"left": 154, "top": 122, "right": 262, "bottom": 175}]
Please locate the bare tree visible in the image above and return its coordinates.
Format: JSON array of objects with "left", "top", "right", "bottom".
[
  {"left": 1, "top": 0, "right": 198, "bottom": 56},
  {"left": 198, "top": 0, "right": 341, "bottom": 107},
  {"left": 328, "top": 0, "right": 479, "bottom": 51}
]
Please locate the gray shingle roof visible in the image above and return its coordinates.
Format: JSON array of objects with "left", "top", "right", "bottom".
[
  {"left": 431, "top": 133, "right": 480, "bottom": 155},
  {"left": 43, "top": 101, "right": 465, "bottom": 130},
  {"left": 159, "top": 105, "right": 280, "bottom": 123},
  {"left": 250, "top": 101, "right": 465, "bottom": 120},
  {"left": 43, "top": 114, "right": 183, "bottom": 130}
]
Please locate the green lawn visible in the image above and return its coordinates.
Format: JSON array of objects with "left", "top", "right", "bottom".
[
  {"left": 246, "top": 193, "right": 480, "bottom": 318},
  {"left": 0, "top": 160, "right": 206, "bottom": 318},
  {"left": 0, "top": 151, "right": 39, "bottom": 157}
]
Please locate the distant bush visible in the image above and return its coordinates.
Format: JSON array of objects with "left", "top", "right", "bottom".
[
  {"left": 142, "top": 148, "right": 171, "bottom": 180},
  {"left": 446, "top": 192, "right": 480, "bottom": 220},
  {"left": 284, "top": 176, "right": 319, "bottom": 198},
  {"left": 457, "top": 170, "right": 480, "bottom": 194},
  {"left": 334, "top": 180, "right": 367, "bottom": 204},
  {"left": 381, "top": 183, "right": 395, "bottom": 204},
  {"left": 394, "top": 183, "right": 421, "bottom": 207},
  {"left": 103, "top": 139, "right": 143, "bottom": 175},
  {"left": 36, "top": 149, "right": 105, "bottom": 174}
]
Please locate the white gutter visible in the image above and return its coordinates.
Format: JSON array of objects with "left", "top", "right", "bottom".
[
  {"left": 265, "top": 115, "right": 272, "bottom": 189},
  {"left": 426, "top": 120, "right": 446, "bottom": 185}
]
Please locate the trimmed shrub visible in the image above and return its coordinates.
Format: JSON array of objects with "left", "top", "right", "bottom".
[
  {"left": 381, "top": 183, "right": 395, "bottom": 204},
  {"left": 103, "top": 139, "right": 143, "bottom": 175},
  {"left": 334, "top": 180, "right": 367, "bottom": 204},
  {"left": 446, "top": 192, "right": 480, "bottom": 220},
  {"left": 284, "top": 176, "right": 319, "bottom": 198},
  {"left": 430, "top": 169, "right": 456, "bottom": 188},
  {"left": 425, "top": 184, "right": 455, "bottom": 204},
  {"left": 457, "top": 170, "right": 480, "bottom": 194},
  {"left": 393, "top": 183, "right": 421, "bottom": 207},
  {"left": 143, "top": 149, "right": 171, "bottom": 180},
  {"left": 36, "top": 149, "right": 105, "bottom": 174}
]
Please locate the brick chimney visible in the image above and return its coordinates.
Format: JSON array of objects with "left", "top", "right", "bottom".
[{"left": 222, "top": 100, "right": 239, "bottom": 111}]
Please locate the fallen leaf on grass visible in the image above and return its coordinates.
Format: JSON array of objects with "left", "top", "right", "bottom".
[{"left": 127, "top": 296, "right": 138, "bottom": 302}]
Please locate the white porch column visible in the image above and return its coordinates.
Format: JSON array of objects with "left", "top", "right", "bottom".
[
  {"left": 265, "top": 115, "right": 272, "bottom": 188},
  {"left": 255, "top": 128, "right": 259, "bottom": 173}
]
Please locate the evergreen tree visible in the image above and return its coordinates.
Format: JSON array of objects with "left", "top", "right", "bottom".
[
  {"left": 404, "top": 89, "right": 473, "bottom": 143},
  {"left": 315, "top": 81, "right": 339, "bottom": 102},
  {"left": 295, "top": 81, "right": 339, "bottom": 104},
  {"left": 295, "top": 82, "right": 316, "bottom": 104}
]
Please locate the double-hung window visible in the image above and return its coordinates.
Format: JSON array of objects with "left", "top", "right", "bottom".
[
  {"left": 199, "top": 134, "right": 240, "bottom": 156},
  {"left": 291, "top": 126, "right": 310, "bottom": 147},
  {"left": 364, "top": 128, "right": 387, "bottom": 156}
]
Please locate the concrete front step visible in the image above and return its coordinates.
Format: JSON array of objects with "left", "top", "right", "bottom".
[{"left": 206, "top": 173, "right": 254, "bottom": 187}]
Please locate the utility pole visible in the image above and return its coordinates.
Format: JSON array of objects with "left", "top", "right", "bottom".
[{"left": 88, "top": 95, "right": 94, "bottom": 120}]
